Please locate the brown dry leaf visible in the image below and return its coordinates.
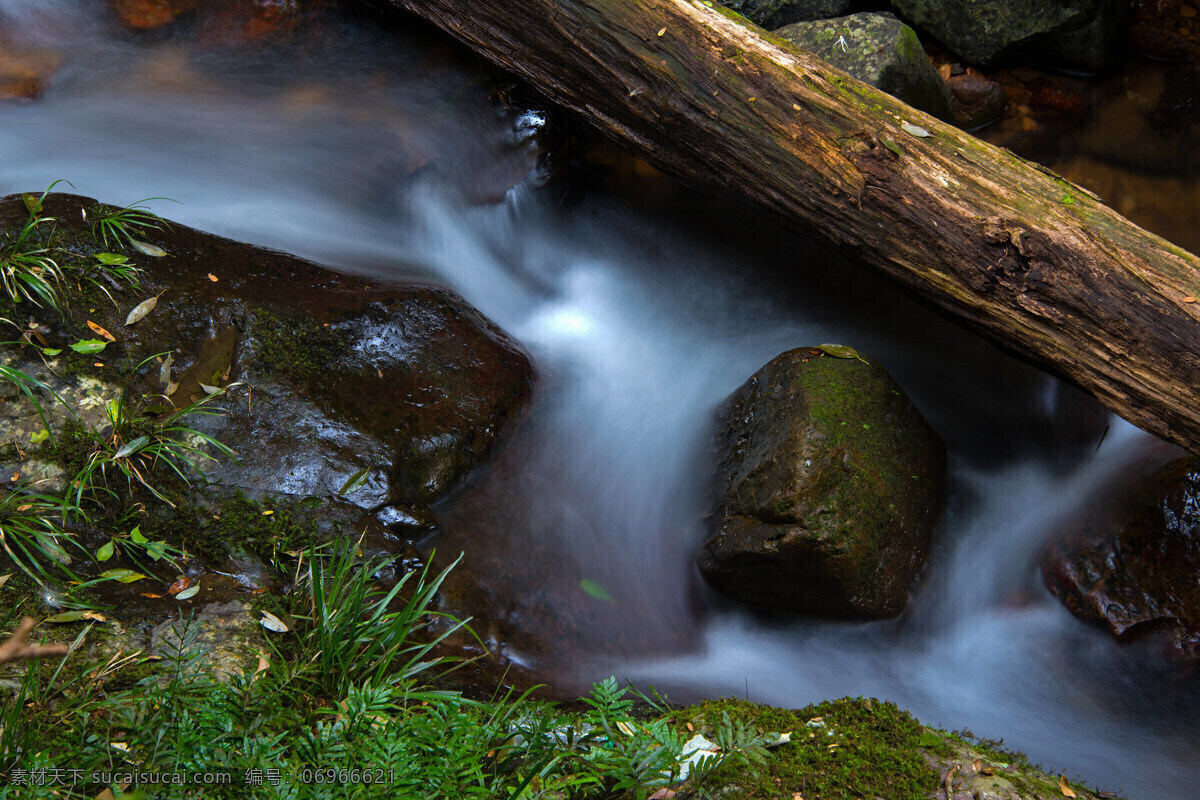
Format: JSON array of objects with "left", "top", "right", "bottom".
[
  {"left": 981, "top": 766, "right": 995, "bottom": 776},
  {"left": 15, "top": 504, "right": 31, "bottom": 512},
  {"left": 140, "top": 592, "right": 164, "bottom": 599},
  {"left": 10, "top": 472, "right": 19, "bottom": 482},
  {"left": 938, "top": 63, "right": 952, "bottom": 81},
  {"left": 87, "top": 320, "right": 116, "bottom": 342},
  {"left": 973, "top": 759, "right": 982, "bottom": 772},
  {"left": 167, "top": 575, "right": 191, "bottom": 595},
  {"left": 657, "top": 27, "right": 666, "bottom": 36},
  {"left": 0, "top": 574, "right": 10, "bottom": 590},
  {"left": 1060, "top": 774, "right": 1077, "bottom": 798},
  {"left": 207, "top": 273, "right": 219, "bottom": 282},
  {"left": 255, "top": 652, "right": 270, "bottom": 676},
  {"left": 648, "top": 790, "right": 676, "bottom": 800},
  {"left": 96, "top": 790, "right": 115, "bottom": 800},
  {"left": 1183, "top": 296, "right": 1197, "bottom": 303},
  {"left": 94, "top": 362, "right": 105, "bottom": 368},
  {"left": 793, "top": 794, "right": 804, "bottom": 800},
  {"left": 686, "top": 722, "right": 694, "bottom": 731}
]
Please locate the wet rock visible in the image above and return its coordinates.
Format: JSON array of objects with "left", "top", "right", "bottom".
[
  {"left": 1128, "top": 22, "right": 1199, "bottom": 62},
  {"left": 0, "top": 191, "right": 533, "bottom": 537},
  {"left": 946, "top": 73, "right": 1008, "bottom": 128},
  {"left": 150, "top": 601, "right": 261, "bottom": 679},
  {"left": 1042, "top": 456, "right": 1200, "bottom": 658},
  {"left": 777, "top": 12, "right": 953, "bottom": 121},
  {"left": 718, "top": 0, "right": 852, "bottom": 29},
  {"left": 698, "top": 347, "right": 946, "bottom": 618},
  {"left": 888, "top": 0, "right": 1127, "bottom": 70}
]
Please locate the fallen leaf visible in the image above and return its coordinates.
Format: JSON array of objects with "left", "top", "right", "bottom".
[
  {"left": 579, "top": 579, "right": 614, "bottom": 602},
  {"left": 140, "top": 593, "right": 164, "bottom": 598},
  {"left": 110, "top": 742, "right": 130, "bottom": 752},
  {"left": 766, "top": 731, "right": 792, "bottom": 747},
  {"left": 261, "top": 510, "right": 274, "bottom": 516},
  {"left": 176, "top": 582, "right": 201, "bottom": 601},
  {"left": 124, "top": 295, "right": 159, "bottom": 326},
  {"left": 29, "top": 428, "right": 49, "bottom": 444},
  {"left": 101, "top": 568, "right": 147, "bottom": 583},
  {"left": 1184, "top": 296, "right": 1197, "bottom": 303},
  {"left": 93, "top": 362, "right": 105, "bottom": 368},
  {"left": 0, "top": 574, "right": 11, "bottom": 589},
  {"left": 9, "top": 472, "right": 17, "bottom": 482},
  {"left": 792, "top": 103, "right": 801, "bottom": 111},
  {"left": 96, "top": 541, "right": 115, "bottom": 562},
  {"left": 199, "top": 383, "right": 222, "bottom": 395},
  {"left": 69, "top": 339, "right": 107, "bottom": 354},
  {"left": 973, "top": 759, "right": 982, "bottom": 772},
  {"left": 167, "top": 575, "right": 191, "bottom": 595},
  {"left": 815, "top": 343, "right": 868, "bottom": 363},
  {"left": 255, "top": 652, "right": 270, "bottom": 675},
  {"left": 207, "top": 273, "right": 219, "bottom": 282},
  {"left": 938, "top": 63, "right": 952, "bottom": 81},
  {"left": 648, "top": 790, "right": 675, "bottom": 800},
  {"left": 338, "top": 468, "right": 369, "bottom": 496},
  {"left": 657, "top": 27, "right": 666, "bottom": 36},
  {"left": 96, "top": 789, "right": 115, "bottom": 800},
  {"left": 159, "top": 352, "right": 173, "bottom": 388},
  {"left": 686, "top": 722, "right": 694, "bottom": 732},
  {"left": 45, "top": 610, "right": 107, "bottom": 623},
  {"left": 87, "top": 321, "right": 116, "bottom": 341},
  {"left": 1060, "top": 774, "right": 1076, "bottom": 798},
  {"left": 260, "top": 610, "right": 289, "bottom": 632},
  {"left": 901, "top": 122, "right": 932, "bottom": 138},
  {"left": 94, "top": 252, "right": 129, "bottom": 265},
  {"left": 23, "top": 192, "right": 41, "bottom": 214},
  {"left": 130, "top": 239, "right": 167, "bottom": 257}
]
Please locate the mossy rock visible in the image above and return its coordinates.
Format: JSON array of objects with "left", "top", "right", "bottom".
[
  {"left": 698, "top": 346, "right": 945, "bottom": 617},
  {"left": 776, "top": 12, "right": 953, "bottom": 122}
]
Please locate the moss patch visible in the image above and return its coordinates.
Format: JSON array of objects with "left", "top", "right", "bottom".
[{"left": 675, "top": 696, "right": 940, "bottom": 799}]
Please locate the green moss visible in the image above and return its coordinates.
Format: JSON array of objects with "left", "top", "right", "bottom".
[
  {"left": 674, "top": 696, "right": 940, "bottom": 799},
  {"left": 181, "top": 490, "right": 322, "bottom": 564},
  {"left": 246, "top": 309, "right": 349, "bottom": 384}
]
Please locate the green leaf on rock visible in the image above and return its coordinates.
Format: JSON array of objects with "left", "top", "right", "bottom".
[
  {"left": 29, "top": 429, "right": 49, "bottom": 444},
  {"left": 901, "top": 122, "right": 931, "bottom": 138},
  {"left": 69, "top": 339, "right": 107, "bottom": 354},
  {"left": 94, "top": 252, "right": 129, "bottom": 265},
  {"left": 101, "top": 568, "right": 147, "bottom": 583},
  {"left": 39, "top": 347, "right": 62, "bottom": 356},
  {"left": 816, "top": 344, "right": 868, "bottom": 363},
  {"left": 129, "top": 239, "right": 167, "bottom": 257},
  {"left": 580, "top": 579, "right": 614, "bottom": 603},
  {"left": 338, "top": 468, "right": 369, "bottom": 496}
]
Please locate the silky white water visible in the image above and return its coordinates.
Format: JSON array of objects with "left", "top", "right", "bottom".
[{"left": 2, "top": 3, "right": 1197, "bottom": 797}]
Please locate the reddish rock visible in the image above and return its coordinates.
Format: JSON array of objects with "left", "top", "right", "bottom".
[
  {"left": 946, "top": 73, "right": 1008, "bottom": 129},
  {"left": 1042, "top": 456, "right": 1200, "bottom": 659},
  {"left": 109, "top": 0, "right": 204, "bottom": 30},
  {"left": 0, "top": 49, "right": 61, "bottom": 102}
]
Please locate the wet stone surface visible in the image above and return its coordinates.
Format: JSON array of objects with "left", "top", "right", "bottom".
[{"left": 1042, "top": 455, "right": 1200, "bottom": 659}]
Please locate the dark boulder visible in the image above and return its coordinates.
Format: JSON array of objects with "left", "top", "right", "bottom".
[
  {"left": 0, "top": 192, "right": 533, "bottom": 543},
  {"left": 888, "top": 0, "right": 1128, "bottom": 70},
  {"left": 698, "top": 346, "right": 946, "bottom": 618},
  {"left": 1042, "top": 456, "right": 1200, "bottom": 658}
]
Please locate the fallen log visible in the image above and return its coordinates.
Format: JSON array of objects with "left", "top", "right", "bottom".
[{"left": 393, "top": 0, "right": 1200, "bottom": 453}]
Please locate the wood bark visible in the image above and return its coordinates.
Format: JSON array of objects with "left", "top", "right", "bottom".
[{"left": 394, "top": 0, "right": 1200, "bottom": 453}]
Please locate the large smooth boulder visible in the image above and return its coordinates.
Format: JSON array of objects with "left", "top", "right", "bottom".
[
  {"left": 698, "top": 347, "right": 946, "bottom": 618},
  {"left": 776, "top": 13, "right": 953, "bottom": 122},
  {"left": 1042, "top": 456, "right": 1200, "bottom": 658},
  {"left": 719, "top": 0, "right": 852, "bottom": 29},
  {"left": 888, "top": 0, "right": 1128, "bottom": 70}
]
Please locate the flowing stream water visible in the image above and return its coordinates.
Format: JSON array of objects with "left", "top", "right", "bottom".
[{"left": 2, "top": 3, "right": 1198, "bottom": 797}]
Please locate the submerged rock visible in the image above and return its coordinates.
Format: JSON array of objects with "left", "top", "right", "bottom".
[
  {"left": 776, "top": 13, "right": 954, "bottom": 122},
  {"left": 698, "top": 346, "right": 945, "bottom": 618},
  {"left": 1042, "top": 456, "right": 1200, "bottom": 658},
  {"left": 946, "top": 73, "right": 1009, "bottom": 129}
]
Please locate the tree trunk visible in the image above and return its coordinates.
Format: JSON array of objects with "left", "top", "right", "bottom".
[{"left": 394, "top": 0, "right": 1200, "bottom": 453}]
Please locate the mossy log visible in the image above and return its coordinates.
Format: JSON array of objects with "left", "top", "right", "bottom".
[{"left": 393, "top": 0, "right": 1200, "bottom": 453}]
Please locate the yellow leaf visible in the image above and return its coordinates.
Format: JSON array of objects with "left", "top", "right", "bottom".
[
  {"left": 87, "top": 320, "right": 116, "bottom": 342},
  {"left": 657, "top": 27, "right": 666, "bottom": 36},
  {"left": 1060, "top": 774, "right": 1076, "bottom": 798},
  {"left": 208, "top": 273, "right": 219, "bottom": 282}
]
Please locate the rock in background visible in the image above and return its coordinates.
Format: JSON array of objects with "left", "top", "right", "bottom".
[
  {"left": 698, "top": 346, "right": 946, "bottom": 618},
  {"left": 776, "top": 12, "right": 954, "bottom": 121},
  {"left": 719, "top": 0, "right": 851, "bottom": 29}
]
